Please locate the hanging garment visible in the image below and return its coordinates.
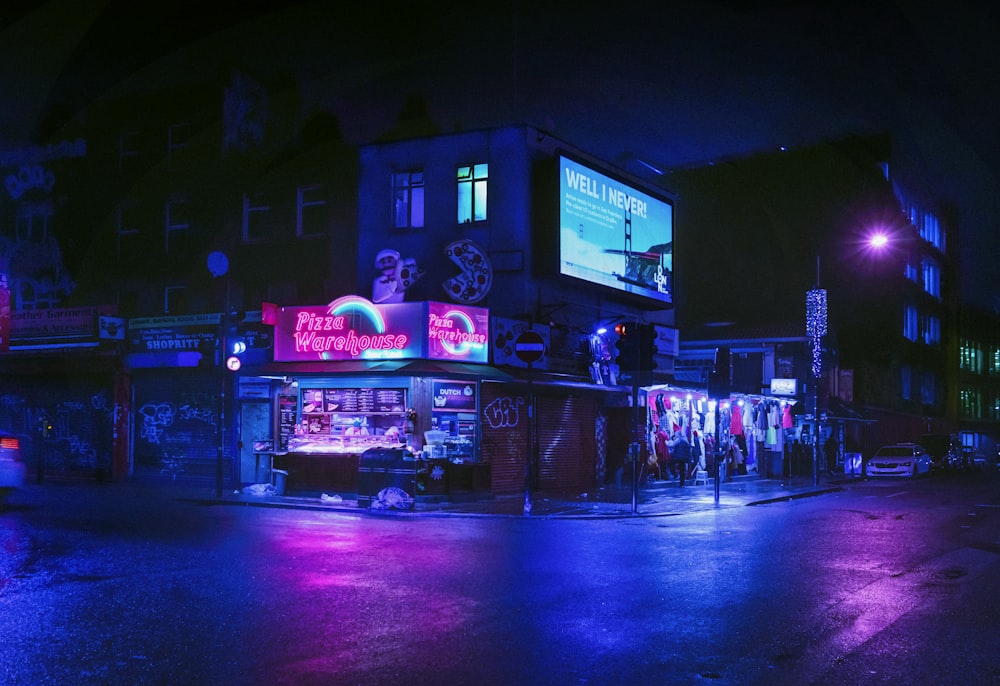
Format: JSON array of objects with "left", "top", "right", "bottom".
[
  {"left": 731, "top": 403, "right": 744, "bottom": 435},
  {"left": 782, "top": 403, "right": 794, "bottom": 429}
]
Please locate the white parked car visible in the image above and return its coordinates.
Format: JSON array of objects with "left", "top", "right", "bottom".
[
  {"left": 0, "top": 430, "right": 27, "bottom": 503},
  {"left": 865, "top": 443, "right": 932, "bottom": 478}
]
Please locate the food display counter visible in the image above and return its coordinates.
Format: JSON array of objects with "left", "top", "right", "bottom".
[{"left": 277, "top": 386, "right": 411, "bottom": 493}]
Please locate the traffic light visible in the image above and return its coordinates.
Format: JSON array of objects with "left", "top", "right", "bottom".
[
  {"left": 637, "top": 323, "right": 658, "bottom": 371},
  {"left": 707, "top": 346, "right": 731, "bottom": 397},
  {"left": 614, "top": 321, "right": 638, "bottom": 370},
  {"left": 223, "top": 309, "right": 247, "bottom": 372}
]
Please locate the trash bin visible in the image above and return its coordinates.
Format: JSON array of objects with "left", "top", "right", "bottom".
[
  {"left": 358, "top": 447, "right": 413, "bottom": 507},
  {"left": 272, "top": 469, "right": 288, "bottom": 496}
]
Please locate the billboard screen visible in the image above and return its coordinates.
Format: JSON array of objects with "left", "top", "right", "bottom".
[{"left": 558, "top": 155, "right": 673, "bottom": 305}]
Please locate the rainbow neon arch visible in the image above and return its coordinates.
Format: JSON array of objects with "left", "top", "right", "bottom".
[
  {"left": 439, "top": 309, "right": 483, "bottom": 356},
  {"left": 327, "top": 295, "right": 386, "bottom": 333}
]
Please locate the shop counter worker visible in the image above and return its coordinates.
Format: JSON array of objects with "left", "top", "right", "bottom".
[{"left": 344, "top": 420, "right": 370, "bottom": 437}]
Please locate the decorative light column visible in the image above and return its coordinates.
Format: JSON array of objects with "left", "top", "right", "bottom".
[{"left": 806, "top": 257, "right": 827, "bottom": 488}]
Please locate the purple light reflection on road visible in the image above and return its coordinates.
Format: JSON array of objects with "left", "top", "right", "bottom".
[{"left": 257, "top": 513, "right": 485, "bottom": 683}]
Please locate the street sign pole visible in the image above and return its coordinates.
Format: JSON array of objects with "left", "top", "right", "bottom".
[
  {"left": 515, "top": 329, "right": 545, "bottom": 515},
  {"left": 524, "top": 359, "right": 533, "bottom": 515}
]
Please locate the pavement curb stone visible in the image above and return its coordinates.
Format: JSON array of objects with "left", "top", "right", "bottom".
[{"left": 193, "top": 474, "right": 851, "bottom": 519}]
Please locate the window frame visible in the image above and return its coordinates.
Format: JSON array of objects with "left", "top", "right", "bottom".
[
  {"left": 296, "top": 183, "right": 327, "bottom": 239},
  {"left": 164, "top": 197, "right": 191, "bottom": 256},
  {"left": 457, "top": 162, "right": 488, "bottom": 225},
  {"left": 392, "top": 170, "right": 424, "bottom": 229}
]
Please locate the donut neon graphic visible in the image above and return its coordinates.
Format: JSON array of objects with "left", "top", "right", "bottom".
[
  {"left": 327, "top": 296, "right": 386, "bottom": 333},
  {"left": 322, "top": 295, "right": 394, "bottom": 359},
  {"left": 438, "top": 309, "right": 484, "bottom": 356}
]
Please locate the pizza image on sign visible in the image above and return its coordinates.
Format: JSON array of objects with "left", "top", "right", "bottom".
[{"left": 442, "top": 239, "right": 492, "bottom": 304}]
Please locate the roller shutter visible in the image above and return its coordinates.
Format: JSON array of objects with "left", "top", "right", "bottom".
[
  {"left": 479, "top": 383, "right": 528, "bottom": 494},
  {"left": 537, "top": 393, "right": 597, "bottom": 492},
  {"left": 132, "top": 369, "right": 224, "bottom": 486}
]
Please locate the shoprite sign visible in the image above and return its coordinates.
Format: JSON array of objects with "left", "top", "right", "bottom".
[{"left": 273, "top": 296, "right": 489, "bottom": 363}]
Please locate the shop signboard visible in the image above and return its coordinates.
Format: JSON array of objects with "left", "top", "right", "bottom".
[
  {"left": 770, "top": 378, "right": 798, "bottom": 396},
  {"left": 10, "top": 304, "right": 116, "bottom": 344},
  {"left": 274, "top": 297, "right": 423, "bottom": 361},
  {"left": 432, "top": 380, "right": 477, "bottom": 412},
  {"left": 126, "top": 313, "right": 219, "bottom": 368},
  {"left": 427, "top": 301, "right": 488, "bottom": 363},
  {"left": 273, "top": 296, "right": 489, "bottom": 364}
]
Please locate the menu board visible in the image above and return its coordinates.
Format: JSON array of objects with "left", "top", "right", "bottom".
[
  {"left": 278, "top": 395, "right": 296, "bottom": 452},
  {"left": 305, "top": 387, "right": 407, "bottom": 414}
]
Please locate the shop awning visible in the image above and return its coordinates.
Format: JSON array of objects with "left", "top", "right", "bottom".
[{"left": 241, "top": 358, "right": 517, "bottom": 382}]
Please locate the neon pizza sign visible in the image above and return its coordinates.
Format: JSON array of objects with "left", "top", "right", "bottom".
[
  {"left": 427, "top": 303, "right": 488, "bottom": 361},
  {"left": 274, "top": 297, "right": 488, "bottom": 363}
]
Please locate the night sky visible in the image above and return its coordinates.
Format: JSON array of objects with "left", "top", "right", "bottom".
[{"left": 2, "top": 0, "right": 998, "bottom": 310}]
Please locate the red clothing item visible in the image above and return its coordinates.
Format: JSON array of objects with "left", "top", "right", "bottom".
[
  {"left": 655, "top": 430, "right": 671, "bottom": 461},
  {"left": 731, "top": 403, "right": 744, "bottom": 435}
]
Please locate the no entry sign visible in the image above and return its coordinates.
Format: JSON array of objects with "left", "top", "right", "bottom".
[{"left": 514, "top": 330, "right": 545, "bottom": 363}]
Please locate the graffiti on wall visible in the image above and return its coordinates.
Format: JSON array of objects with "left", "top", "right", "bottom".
[
  {"left": 137, "top": 401, "right": 217, "bottom": 479},
  {"left": 482, "top": 396, "right": 524, "bottom": 430},
  {"left": 0, "top": 389, "right": 116, "bottom": 472}
]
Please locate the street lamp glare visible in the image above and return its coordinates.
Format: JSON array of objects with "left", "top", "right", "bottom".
[{"left": 868, "top": 232, "right": 889, "bottom": 249}]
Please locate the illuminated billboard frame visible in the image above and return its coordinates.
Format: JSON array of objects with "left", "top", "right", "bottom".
[{"left": 558, "top": 154, "right": 673, "bottom": 306}]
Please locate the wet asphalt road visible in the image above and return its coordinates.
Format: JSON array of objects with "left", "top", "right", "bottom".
[{"left": 1, "top": 472, "right": 999, "bottom": 685}]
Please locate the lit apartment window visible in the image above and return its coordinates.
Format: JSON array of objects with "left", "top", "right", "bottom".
[
  {"left": 959, "top": 339, "right": 982, "bottom": 373},
  {"left": 991, "top": 394, "right": 1000, "bottom": 421},
  {"left": 903, "top": 305, "right": 918, "bottom": 341},
  {"left": 296, "top": 184, "right": 326, "bottom": 238},
  {"left": 457, "top": 163, "right": 488, "bottom": 224},
  {"left": 392, "top": 171, "right": 424, "bottom": 229},
  {"left": 921, "top": 212, "right": 945, "bottom": 252},
  {"left": 900, "top": 365, "right": 912, "bottom": 401},
  {"left": 991, "top": 346, "right": 1000, "bottom": 375},
  {"left": 922, "top": 258, "right": 941, "bottom": 299},
  {"left": 922, "top": 315, "right": 940, "bottom": 346},
  {"left": 920, "top": 370, "right": 936, "bottom": 406},
  {"left": 164, "top": 198, "right": 190, "bottom": 255}
]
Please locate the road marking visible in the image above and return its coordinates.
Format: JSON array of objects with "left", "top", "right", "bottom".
[{"left": 885, "top": 491, "right": 910, "bottom": 498}]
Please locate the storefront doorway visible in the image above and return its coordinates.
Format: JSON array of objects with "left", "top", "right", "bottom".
[{"left": 240, "top": 400, "right": 272, "bottom": 484}]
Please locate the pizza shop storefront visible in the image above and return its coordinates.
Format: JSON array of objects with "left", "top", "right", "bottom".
[{"left": 237, "top": 297, "right": 512, "bottom": 500}]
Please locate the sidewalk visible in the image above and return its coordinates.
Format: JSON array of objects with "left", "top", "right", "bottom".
[{"left": 205, "top": 472, "right": 849, "bottom": 519}]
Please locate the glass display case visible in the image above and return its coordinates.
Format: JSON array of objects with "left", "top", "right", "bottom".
[{"left": 289, "top": 386, "right": 409, "bottom": 455}]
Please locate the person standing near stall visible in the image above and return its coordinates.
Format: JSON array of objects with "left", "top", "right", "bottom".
[{"left": 667, "top": 431, "right": 692, "bottom": 487}]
